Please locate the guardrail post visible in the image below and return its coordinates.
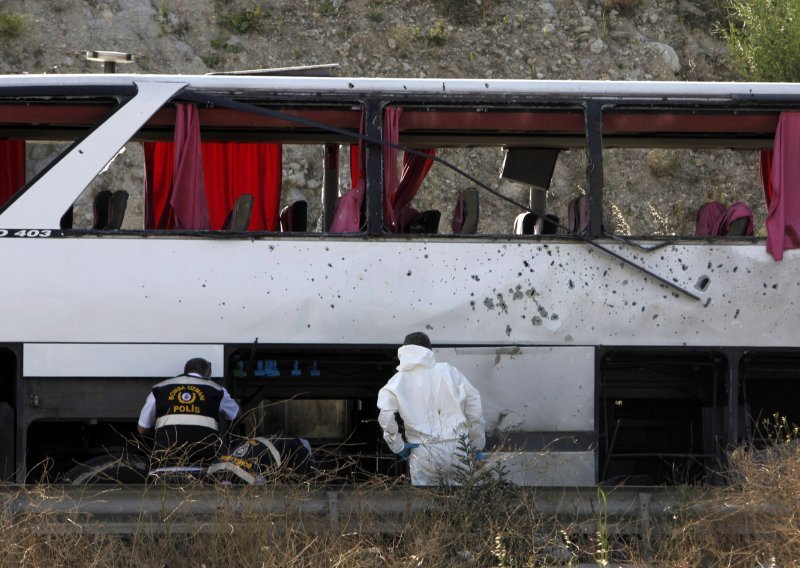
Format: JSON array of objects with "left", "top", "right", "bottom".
[
  {"left": 327, "top": 491, "right": 339, "bottom": 533},
  {"left": 0, "top": 492, "right": 11, "bottom": 526},
  {"left": 638, "top": 492, "right": 652, "bottom": 560}
]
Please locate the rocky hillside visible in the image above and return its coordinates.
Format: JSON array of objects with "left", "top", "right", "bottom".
[
  {"left": 0, "top": 0, "right": 764, "bottom": 235},
  {"left": 0, "top": 0, "right": 733, "bottom": 81}
]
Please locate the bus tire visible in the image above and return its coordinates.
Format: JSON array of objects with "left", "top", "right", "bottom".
[{"left": 63, "top": 453, "right": 149, "bottom": 485}]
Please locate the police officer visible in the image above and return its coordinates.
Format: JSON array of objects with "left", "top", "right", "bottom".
[{"left": 137, "top": 357, "right": 240, "bottom": 466}]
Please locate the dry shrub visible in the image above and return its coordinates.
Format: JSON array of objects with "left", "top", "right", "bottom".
[
  {"left": 639, "top": 416, "right": 800, "bottom": 566},
  {"left": 0, "top": 485, "right": 122, "bottom": 567},
  {"left": 645, "top": 148, "right": 679, "bottom": 178},
  {"left": 609, "top": 202, "right": 632, "bottom": 236}
]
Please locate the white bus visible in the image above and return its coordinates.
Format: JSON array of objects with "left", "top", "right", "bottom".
[{"left": 0, "top": 73, "right": 796, "bottom": 485}]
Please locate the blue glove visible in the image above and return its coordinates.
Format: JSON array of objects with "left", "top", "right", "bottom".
[
  {"left": 475, "top": 451, "right": 486, "bottom": 461},
  {"left": 397, "top": 442, "right": 419, "bottom": 460}
]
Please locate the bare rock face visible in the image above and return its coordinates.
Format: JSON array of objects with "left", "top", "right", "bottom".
[{"left": 1, "top": 0, "right": 762, "bottom": 236}]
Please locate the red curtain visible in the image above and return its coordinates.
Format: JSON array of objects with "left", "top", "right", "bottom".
[
  {"left": 144, "top": 104, "right": 282, "bottom": 231},
  {"left": 382, "top": 106, "right": 436, "bottom": 233},
  {"left": 764, "top": 112, "right": 800, "bottom": 260},
  {"left": 349, "top": 142, "right": 365, "bottom": 192},
  {"left": 144, "top": 142, "right": 175, "bottom": 229},
  {"left": 383, "top": 107, "right": 401, "bottom": 232},
  {"left": 170, "top": 104, "right": 210, "bottom": 230},
  {"left": 0, "top": 139, "right": 25, "bottom": 208},
  {"left": 393, "top": 150, "right": 435, "bottom": 219},
  {"left": 330, "top": 111, "right": 366, "bottom": 233},
  {"left": 331, "top": 107, "right": 435, "bottom": 233},
  {"left": 201, "top": 142, "right": 282, "bottom": 230}
]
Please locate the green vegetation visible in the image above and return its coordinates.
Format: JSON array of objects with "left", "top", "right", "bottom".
[
  {"left": 366, "top": 9, "right": 384, "bottom": 23},
  {"left": 426, "top": 19, "right": 451, "bottom": 46},
  {"left": 201, "top": 52, "right": 222, "bottom": 68},
  {"left": 723, "top": 0, "right": 800, "bottom": 81},
  {"left": 210, "top": 35, "right": 244, "bottom": 53},
  {"left": 0, "top": 12, "right": 24, "bottom": 38},
  {"left": 387, "top": 20, "right": 451, "bottom": 51},
  {"left": 318, "top": 0, "right": 339, "bottom": 17},
  {"left": 388, "top": 23, "right": 421, "bottom": 53},
  {"left": 225, "top": 4, "right": 265, "bottom": 34}
]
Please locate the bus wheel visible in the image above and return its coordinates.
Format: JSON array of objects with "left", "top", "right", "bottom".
[{"left": 63, "top": 454, "right": 149, "bottom": 485}]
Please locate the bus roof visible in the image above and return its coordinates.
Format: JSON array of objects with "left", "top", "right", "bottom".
[
  {"left": 0, "top": 75, "right": 794, "bottom": 149},
  {"left": 0, "top": 74, "right": 799, "bottom": 101}
]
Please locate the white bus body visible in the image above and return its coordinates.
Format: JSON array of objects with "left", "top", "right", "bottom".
[{"left": 0, "top": 74, "right": 797, "bottom": 484}]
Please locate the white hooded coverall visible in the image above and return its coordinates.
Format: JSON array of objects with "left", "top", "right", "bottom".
[{"left": 377, "top": 345, "right": 485, "bottom": 486}]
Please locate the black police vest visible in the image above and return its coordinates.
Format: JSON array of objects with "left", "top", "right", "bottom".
[{"left": 151, "top": 375, "right": 224, "bottom": 452}]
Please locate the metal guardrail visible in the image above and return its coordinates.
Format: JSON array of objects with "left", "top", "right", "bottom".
[
  {"left": 3, "top": 483, "right": 782, "bottom": 567},
  {"left": 0, "top": 484, "right": 711, "bottom": 539}
]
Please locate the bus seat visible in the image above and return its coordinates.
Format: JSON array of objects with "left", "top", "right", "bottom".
[
  {"left": 105, "top": 191, "right": 128, "bottom": 230},
  {"left": 92, "top": 190, "right": 112, "bottom": 230},
  {"left": 399, "top": 208, "right": 440, "bottom": 234},
  {"left": 535, "top": 214, "right": 559, "bottom": 235},
  {"left": 279, "top": 199, "right": 308, "bottom": 232},
  {"left": 567, "top": 195, "right": 589, "bottom": 235},
  {"left": 513, "top": 212, "right": 537, "bottom": 234},
  {"left": 223, "top": 193, "right": 254, "bottom": 231},
  {"left": 416, "top": 210, "right": 441, "bottom": 233},
  {"left": 695, "top": 201, "right": 753, "bottom": 236},
  {"left": 727, "top": 217, "right": 751, "bottom": 236},
  {"left": 398, "top": 206, "right": 419, "bottom": 233},
  {"left": 60, "top": 206, "right": 74, "bottom": 230},
  {"left": 695, "top": 201, "right": 726, "bottom": 236},
  {"left": 720, "top": 202, "right": 754, "bottom": 236},
  {"left": 451, "top": 188, "right": 479, "bottom": 234}
]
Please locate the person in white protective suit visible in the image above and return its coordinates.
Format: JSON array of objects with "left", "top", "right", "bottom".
[{"left": 377, "top": 332, "right": 485, "bottom": 486}]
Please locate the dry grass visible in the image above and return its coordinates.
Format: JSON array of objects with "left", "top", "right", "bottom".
[
  {"left": 0, "top": 447, "right": 617, "bottom": 567},
  {"left": 635, "top": 417, "right": 800, "bottom": 566},
  {"left": 0, "top": 482, "right": 615, "bottom": 567},
  {"left": 6, "top": 428, "right": 800, "bottom": 566}
]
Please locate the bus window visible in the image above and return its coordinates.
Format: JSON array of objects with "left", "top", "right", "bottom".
[
  {"left": 603, "top": 147, "right": 764, "bottom": 238},
  {"left": 67, "top": 101, "right": 365, "bottom": 235},
  {"left": 405, "top": 146, "right": 587, "bottom": 236},
  {"left": 73, "top": 142, "right": 143, "bottom": 230},
  {"left": 385, "top": 103, "right": 588, "bottom": 237},
  {"left": 0, "top": 92, "right": 126, "bottom": 227}
]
